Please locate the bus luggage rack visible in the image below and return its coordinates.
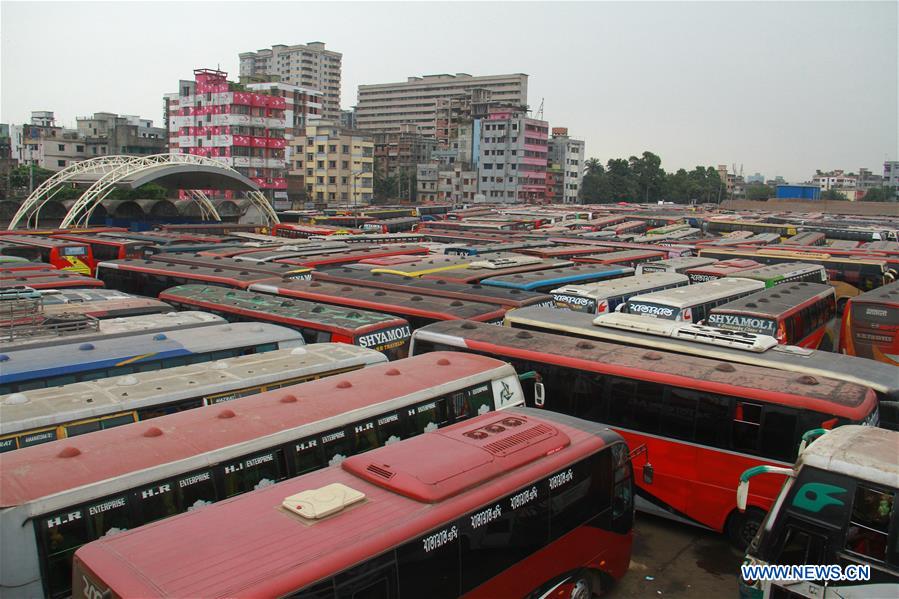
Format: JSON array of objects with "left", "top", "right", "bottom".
[
  {"left": 1, "top": 287, "right": 101, "bottom": 342},
  {"left": 592, "top": 312, "right": 779, "bottom": 352}
]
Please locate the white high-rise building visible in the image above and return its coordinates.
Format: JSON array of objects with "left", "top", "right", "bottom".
[{"left": 547, "top": 128, "right": 585, "bottom": 204}]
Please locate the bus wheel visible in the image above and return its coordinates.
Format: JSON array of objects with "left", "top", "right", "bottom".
[
  {"left": 727, "top": 507, "right": 765, "bottom": 550},
  {"left": 570, "top": 574, "right": 594, "bottom": 599}
]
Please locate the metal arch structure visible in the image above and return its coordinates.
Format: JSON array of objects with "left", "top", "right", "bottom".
[
  {"left": 10, "top": 153, "right": 280, "bottom": 230},
  {"left": 8, "top": 156, "right": 134, "bottom": 230}
]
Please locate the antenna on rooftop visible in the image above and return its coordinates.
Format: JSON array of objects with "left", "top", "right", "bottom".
[{"left": 536, "top": 98, "right": 544, "bottom": 120}]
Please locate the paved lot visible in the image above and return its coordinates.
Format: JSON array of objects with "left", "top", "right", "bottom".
[{"left": 607, "top": 513, "right": 744, "bottom": 598}]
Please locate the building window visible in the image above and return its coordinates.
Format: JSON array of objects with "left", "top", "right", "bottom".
[
  {"left": 57, "top": 160, "right": 66, "bottom": 167},
  {"left": 58, "top": 144, "right": 65, "bottom": 151},
  {"left": 342, "top": 145, "right": 349, "bottom": 153},
  {"left": 328, "top": 176, "right": 336, "bottom": 184}
]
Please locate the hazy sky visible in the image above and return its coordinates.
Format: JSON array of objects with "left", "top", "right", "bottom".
[{"left": 2, "top": 1, "right": 896, "bottom": 181}]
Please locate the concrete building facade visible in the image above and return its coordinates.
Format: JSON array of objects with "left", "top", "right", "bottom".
[
  {"left": 238, "top": 42, "right": 342, "bottom": 119},
  {"left": 166, "top": 69, "right": 289, "bottom": 200},
  {"left": 477, "top": 106, "right": 548, "bottom": 203},
  {"left": 76, "top": 112, "right": 166, "bottom": 157},
  {"left": 547, "top": 127, "right": 585, "bottom": 203},
  {"left": 356, "top": 73, "right": 528, "bottom": 135},
  {"left": 881, "top": 162, "right": 898, "bottom": 198},
  {"left": 289, "top": 120, "right": 374, "bottom": 208},
  {"left": 373, "top": 124, "right": 437, "bottom": 178},
  {"left": 417, "top": 163, "right": 477, "bottom": 203}
]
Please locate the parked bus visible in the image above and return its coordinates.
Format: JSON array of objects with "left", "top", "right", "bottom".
[
  {"left": 52, "top": 233, "right": 151, "bottom": 261},
  {"left": 423, "top": 255, "right": 575, "bottom": 285},
  {"left": 0, "top": 241, "right": 46, "bottom": 263},
  {"left": 481, "top": 264, "right": 634, "bottom": 293},
  {"left": 725, "top": 262, "right": 828, "bottom": 288},
  {"left": 0, "top": 352, "right": 524, "bottom": 598},
  {"left": 622, "top": 277, "right": 765, "bottom": 323},
  {"left": 572, "top": 249, "right": 666, "bottom": 269},
  {"left": 144, "top": 252, "right": 317, "bottom": 277},
  {"left": 737, "top": 425, "right": 898, "bottom": 599},
  {"left": 0, "top": 271, "right": 104, "bottom": 291},
  {"left": 636, "top": 256, "right": 717, "bottom": 276},
  {"left": 369, "top": 254, "right": 479, "bottom": 278},
  {"left": 33, "top": 296, "right": 173, "bottom": 321},
  {"left": 707, "top": 282, "right": 838, "bottom": 349},
  {"left": 415, "top": 203, "right": 451, "bottom": 217},
  {"left": 312, "top": 267, "right": 555, "bottom": 308},
  {"left": 799, "top": 224, "right": 896, "bottom": 242},
  {"left": 160, "top": 285, "right": 413, "bottom": 359},
  {"left": 604, "top": 220, "right": 648, "bottom": 237},
  {"left": 783, "top": 231, "right": 827, "bottom": 246},
  {"left": 250, "top": 279, "right": 507, "bottom": 329},
  {"left": 443, "top": 240, "right": 555, "bottom": 256},
  {"left": 686, "top": 258, "right": 763, "bottom": 283},
  {"left": 705, "top": 220, "right": 798, "bottom": 239},
  {"left": 551, "top": 273, "right": 689, "bottom": 314},
  {"left": 502, "top": 307, "right": 899, "bottom": 429},
  {"left": 0, "top": 235, "right": 94, "bottom": 274},
  {"left": 0, "top": 322, "right": 303, "bottom": 394},
  {"left": 697, "top": 247, "right": 894, "bottom": 302},
  {"left": 95, "top": 259, "right": 310, "bottom": 296},
  {"left": 276, "top": 245, "right": 430, "bottom": 269},
  {"left": 0, "top": 259, "right": 51, "bottom": 270},
  {"left": 361, "top": 217, "right": 421, "bottom": 234},
  {"left": 272, "top": 223, "right": 360, "bottom": 238},
  {"left": 517, "top": 244, "right": 614, "bottom": 260},
  {"left": 410, "top": 320, "right": 878, "bottom": 548},
  {"left": 311, "top": 215, "right": 376, "bottom": 228},
  {"left": 155, "top": 223, "right": 267, "bottom": 235},
  {"left": 549, "top": 238, "right": 695, "bottom": 259},
  {"left": 1, "top": 310, "right": 224, "bottom": 350},
  {"left": 647, "top": 223, "right": 692, "bottom": 236},
  {"left": 0, "top": 344, "right": 386, "bottom": 453},
  {"left": 71, "top": 407, "right": 634, "bottom": 599},
  {"left": 839, "top": 280, "right": 899, "bottom": 365}
]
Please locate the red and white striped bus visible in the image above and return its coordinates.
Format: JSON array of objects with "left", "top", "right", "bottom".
[
  {"left": 71, "top": 408, "right": 634, "bottom": 599},
  {"left": 410, "top": 320, "right": 879, "bottom": 548},
  {"left": 0, "top": 352, "right": 526, "bottom": 598}
]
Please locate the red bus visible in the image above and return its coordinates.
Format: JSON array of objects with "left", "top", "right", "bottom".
[
  {"left": 0, "top": 235, "right": 94, "bottom": 275},
  {"left": 95, "top": 259, "right": 308, "bottom": 296},
  {"left": 200, "top": 242, "right": 356, "bottom": 262},
  {"left": 361, "top": 216, "right": 421, "bottom": 234},
  {"left": 249, "top": 279, "right": 507, "bottom": 329},
  {"left": 0, "top": 270, "right": 104, "bottom": 291},
  {"left": 272, "top": 223, "right": 361, "bottom": 238},
  {"left": 0, "top": 352, "right": 526, "bottom": 598},
  {"left": 36, "top": 293, "right": 174, "bottom": 320},
  {"left": 358, "top": 254, "right": 427, "bottom": 267},
  {"left": 0, "top": 240, "right": 43, "bottom": 263},
  {"left": 518, "top": 244, "right": 614, "bottom": 260},
  {"left": 0, "top": 260, "right": 54, "bottom": 272},
  {"left": 572, "top": 249, "right": 665, "bottom": 269},
  {"left": 707, "top": 282, "right": 838, "bottom": 349},
  {"left": 686, "top": 258, "right": 762, "bottom": 283},
  {"left": 160, "top": 285, "right": 413, "bottom": 359},
  {"left": 52, "top": 233, "right": 150, "bottom": 261},
  {"left": 603, "top": 220, "right": 648, "bottom": 237},
  {"left": 144, "top": 252, "right": 315, "bottom": 278},
  {"left": 839, "top": 280, "right": 899, "bottom": 365},
  {"left": 410, "top": 320, "right": 879, "bottom": 548},
  {"left": 418, "top": 229, "right": 509, "bottom": 244},
  {"left": 155, "top": 223, "right": 266, "bottom": 235},
  {"left": 422, "top": 256, "right": 576, "bottom": 285},
  {"left": 312, "top": 267, "right": 555, "bottom": 309},
  {"left": 277, "top": 245, "right": 430, "bottom": 269},
  {"left": 783, "top": 231, "right": 827, "bottom": 246},
  {"left": 72, "top": 408, "right": 634, "bottom": 599}
]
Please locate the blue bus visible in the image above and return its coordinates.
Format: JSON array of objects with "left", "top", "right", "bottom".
[{"left": 480, "top": 264, "right": 634, "bottom": 293}]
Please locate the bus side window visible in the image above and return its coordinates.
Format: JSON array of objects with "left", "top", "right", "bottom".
[
  {"left": 334, "top": 553, "right": 398, "bottom": 599},
  {"left": 133, "top": 479, "right": 179, "bottom": 525},
  {"left": 447, "top": 390, "right": 470, "bottom": 421},
  {"left": 37, "top": 508, "right": 89, "bottom": 599},
  {"left": 176, "top": 469, "right": 218, "bottom": 512},
  {"left": 86, "top": 494, "right": 132, "bottom": 540},
  {"left": 396, "top": 523, "right": 460, "bottom": 599},
  {"left": 375, "top": 411, "right": 405, "bottom": 446},
  {"left": 293, "top": 436, "right": 326, "bottom": 475},
  {"left": 846, "top": 486, "right": 893, "bottom": 562},
  {"left": 466, "top": 384, "right": 493, "bottom": 416},
  {"left": 290, "top": 578, "right": 336, "bottom": 599},
  {"left": 65, "top": 419, "right": 102, "bottom": 438},
  {"left": 406, "top": 399, "right": 448, "bottom": 435},
  {"left": 220, "top": 449, "right": 286, "bottom": 497},
  {"left": 694, "top": 393, "right": 730, "bottom": 449},
  {"left": 760, "top": 407, "right": 799, "bottom": 462},
  {"left": 732, "top": 401, "right": 762, "bottom": 454}
]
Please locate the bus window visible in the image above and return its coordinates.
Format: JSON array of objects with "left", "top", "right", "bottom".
[
  {"left": 221, "top": 450, "right": 286, "bottom": 497},
  {"left": 352, "top": 419, "right": 380, "bottom": 453},
  {"left": 761, "top": 408, "right": 798, "bottom": 462},
  {"left": 467, "top": 383, "right": 493, "bottom": 416},
  {"left": 39, "top": 508, "right": 88, "bottom": 598},
  {"left": 293, "top": 437, "right": 325, "bottom": 475},
  {"left": 134, "top": 480, "right": 178, "bottom": 525},
  {"left": 100, "top": 414, "right": 137, "bottom": 430},
  {"left": 660, "top": 389, "right": 697, "bottom": 441},
  {"left": 375, "top": 412, "right": 404, "bottom": 446},
  {"left": 778, "top": 526, "right": 828, "bottom": 566},
  {"left": 334, "top": 553, "right": 398, "bottom": 599},
  {"left": 694, "top": 394, "right": 730, "bottom": 448},
  {"left": 321, "top": 429, "right": 354, "bottom": 466},
  {"left": 732, "top": 401, "right": 762, "bottom": 453},
  {"left": 65, "top": 420, "right": 102, "bottom": 438},
  {"left": 846, "top": 486, "right": 893, "bottom": 562},
  {"left": 86, "top": 495, "right": 131, "bottom": 540},
  {"left": 447, "top": 390, "right": 470, "bottom": 421},
  {"left": 176, "top": 470, "right": 217, "bottom": 512},
  {"left": 407, "top": 399, "right": 449, "bottom": 434},
  {"left": 396, "top": 522, "right": 460, "bottom": 599}
]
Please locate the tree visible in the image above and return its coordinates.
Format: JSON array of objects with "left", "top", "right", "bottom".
[
  {"left": 579, "top": 158, "right": 606, "bottom": 203},
  {"left": 628, "top": 151, "right": 665, "bottom": 203},
  {"left": 373, "top": 172, "right": 397, "bottom": 202},
  {"left": 604, "top": 158, "right": 637, "bottom": 201},
  {"left": 744, "top": 183, "right": 775, "bottom": 201},
  {"left": 862, "top": 187, "right": 896, "bottom": 202},
  {"left": 8, "top": 165, "right": 55, "bottom": 190},
  {"left": 584, "top": 157, "right": 603, "bottom": 176},
  {"left": 820, "top": 188, "right": 849, "bottom": 201}
]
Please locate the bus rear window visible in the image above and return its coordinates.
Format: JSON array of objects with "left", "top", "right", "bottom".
[
  {"left": 61, "top": 246, "right": 87, "bottom": 257},
  {"left": 852, "top": 303, "right": 899, "bottom": 328},
  {"left": 626, "top": 301, "right": 678, "bottom": 320}
]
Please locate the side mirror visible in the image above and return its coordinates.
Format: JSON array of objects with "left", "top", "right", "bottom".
[
  {"left": 534, "top": 382, "right": 545, "bottom": 407},
  {"left": 643, "top": 462, "right": 654, "bottom": 485},
  {"left": 615, "top": 303, "right": 625, "bottom": 313}
]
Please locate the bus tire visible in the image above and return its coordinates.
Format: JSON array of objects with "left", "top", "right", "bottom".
[
  {"left": 727, "top": 507, "right": 765, "bottom": 550},
  {"left": 570, "top": 572, "right": 594, "bottom": 599}
]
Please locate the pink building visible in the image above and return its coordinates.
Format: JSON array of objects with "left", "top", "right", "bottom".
[
  {"left": 477, "top": 106, "right": 548, "bottom": 203},
  {"left": 165, "top": 69, "right": 289, "bottom": 196}
]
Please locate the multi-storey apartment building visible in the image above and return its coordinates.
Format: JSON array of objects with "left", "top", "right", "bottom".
[
  {"left": 811, "top": 169, "right": 858, "bottom": 191},
  {"left": 165, "top": 69, "right": 289, "bottom": 200},
  {"left": 547, "top": 127, "right": 585, "bottom": 204},
  {"left": 884, "top": 161, "right": 899, "bottom": 198},
  {"left": 76, "top": 112, "right": 166, "bottom": 157},
  {"left": 477, "top": 106, "right": 548, "bottom": 203},
  {"left": 289, "top": 120, "right": 374, "bottom": 208},
  {"left": 417, "top": 163, "right": 477, "bottom": 203},
  {"left": 356, "top": 73, "right": 528, "bottom": 135},
  {"left": 238, "top": 42, "right": 342, "bottom": 119},
  {"left": 373, "top": 124, "right": 436, "bottom": 178}
]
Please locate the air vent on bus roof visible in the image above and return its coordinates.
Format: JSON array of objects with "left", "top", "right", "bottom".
[{"left": 282, "top": 483, "right": 366, "bottom": 520}]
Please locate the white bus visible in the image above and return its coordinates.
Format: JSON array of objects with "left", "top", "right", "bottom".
[
  {"left": 622, "top": 277, "right": 765, "bottom": 323},
  {"left": 549, "top": 273, "right": 689, "bottom": 314},
  {"left": 635, "top": 256, "right": 717, "bottom": 276}
]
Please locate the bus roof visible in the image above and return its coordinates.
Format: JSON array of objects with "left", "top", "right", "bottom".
[
  {"left": 249, "top": 280, "right": 507, "bottom": 323},
  {"left": 71, "top": 408, "right": 612, "bottom": 598},
  {"left": 311, "top": 268, "right": 552, "bottom": 308},
  {"left": 711, "top": 283, "right": 834, "bottom": 319},
  {"left": 427, "top": 255, "right": 575, "bottom": 284},
  {"left": 727, "top": 262, "right": 825, "bottom": 281},
  {"left": 1, "top": 310, "right": 224, "bottom": 350},
  {"left": 0, "top": 322, "right": 303, "bottom": 384},
  {"left": 552, "top": 273, "right": 688, "bottom": 298},
  {"left": 414, "top": 321, "right": 875, "bottom": 416},
  {"left": 146, "top": 253, "right": 314, "bottom": 277},
  {"left": 501, "top": 306, "right": 899, "bottom": 398},
  {"left": 0, "top": 235, "right": 85, "bottom": 248},
  {"left": 51, "top": 234, "right": 149, "bottom": 247},
  {"left": 279, "top": 245, "right": 429, "bottom": 268},
  {"left": 159, "top": 285, "right": 409, "bottom": 333},
  {"left": 848, "top": 279, "right": 899, "bottom": 306},
  {"left": 481, "top": 264, "right": 634, "bottom": 291},
  {"left": 641, "top": 256, "right": 717, "bottom": 270},
  {"left": 0, "top": 273, "right": 104, "bottom": 290},
  {"left": 573, "top": 249, "right": 666, "bottom": 263},
  {"left": 800, "top": 426, "right": 899, "bottom": 490},
  {"left": 369, "top": 254, "right": 479, "bottom": 277},
  {"left": 97, "top": 260, "right": 304, "bottom": 288},
  {"left": 628, "top": 277, "right": 765, "bottom": 308},
  {"left": 518, "top": 245, "right": 613, "bottom": 258},
  {"left": 0, "top": 344, "right": 387, "bottom": 437},
  {"left": 0, "top": 352, "right": 514, "bottom": 507},
  {"left": 698, "top": 247, "right": 890, "bottom": 268}
]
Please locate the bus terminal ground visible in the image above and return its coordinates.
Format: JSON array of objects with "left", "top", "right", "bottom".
[{"left": 609, "top": 513, "right": 743, "bottom": 597}]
